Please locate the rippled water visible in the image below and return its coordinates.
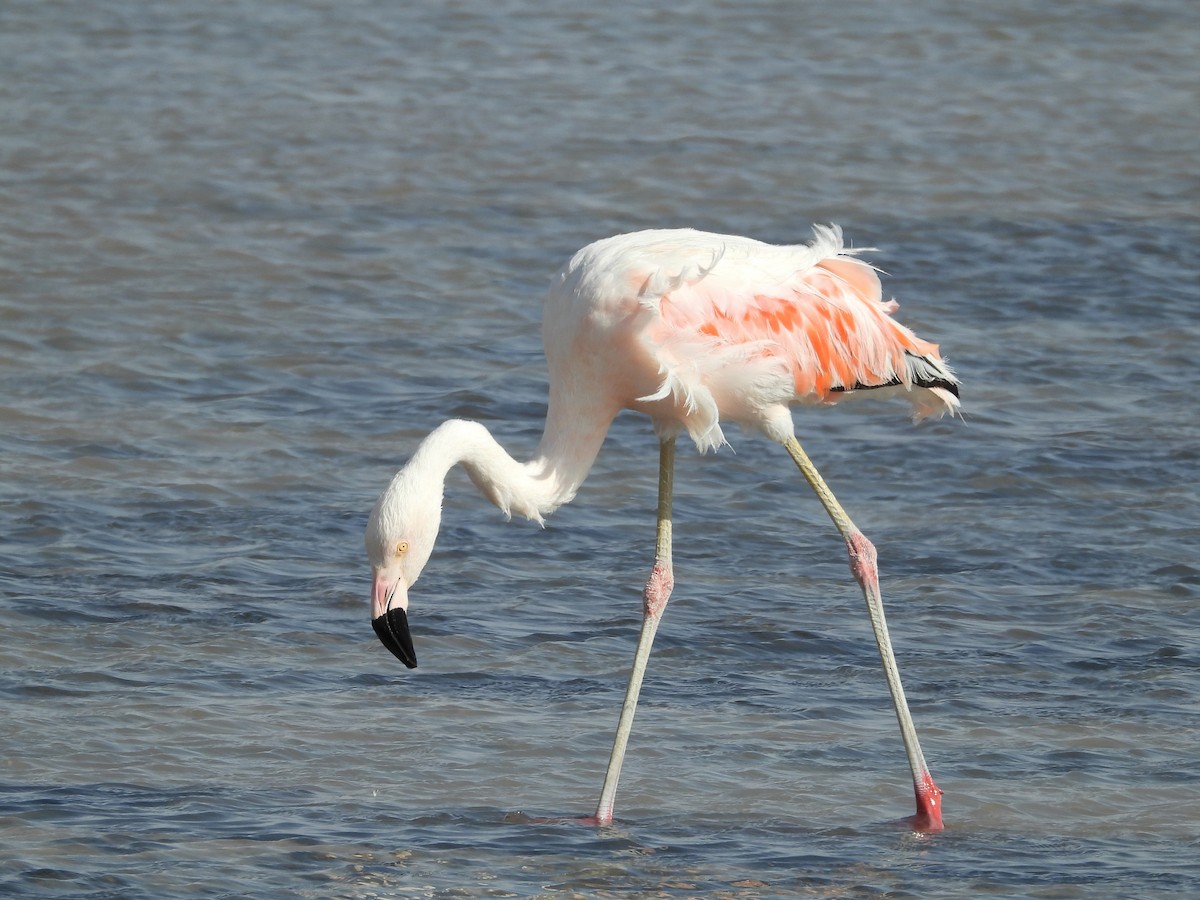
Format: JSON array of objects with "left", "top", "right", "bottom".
[{"left": 2, "top": 0, "right": 1199, "bottom": 896}]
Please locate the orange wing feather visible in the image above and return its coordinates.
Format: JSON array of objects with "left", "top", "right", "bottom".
[{"left": 658, "top": 254, "right": 944, "bottom": 403}]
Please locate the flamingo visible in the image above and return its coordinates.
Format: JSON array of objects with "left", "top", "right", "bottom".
[{"left": 365, "top": 225, "right": 956, "bottom": 832}]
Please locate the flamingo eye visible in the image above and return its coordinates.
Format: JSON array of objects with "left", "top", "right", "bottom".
[{"left": 396, "top": 541, "right": 409, "bottom": 556}]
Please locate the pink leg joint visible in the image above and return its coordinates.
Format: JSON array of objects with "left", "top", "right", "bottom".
[
  {"left": 845, "top": 530, "right": 879, "bottom": 589},
  {"left": 642, "top": 562, "right": 673, "bottom": 619}
]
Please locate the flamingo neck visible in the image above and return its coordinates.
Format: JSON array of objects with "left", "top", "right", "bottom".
[{"left": 414, "top": 401, "right": 613, "bottom": 524}]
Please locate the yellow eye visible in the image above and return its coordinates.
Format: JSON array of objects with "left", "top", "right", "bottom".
[{"left": 396, "top": 541, "right": 409, "bottom": 556}]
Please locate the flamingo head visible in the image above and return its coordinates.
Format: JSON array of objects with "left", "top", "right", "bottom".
[{"left": 364, "top": 468, "right": 442, "bottom": 669}]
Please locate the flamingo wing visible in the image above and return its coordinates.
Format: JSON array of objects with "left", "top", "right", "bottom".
[{"left": 629, "top": 227, "right": 959, "bottom": 448}]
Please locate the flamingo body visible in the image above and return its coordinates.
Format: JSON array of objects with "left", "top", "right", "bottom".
[
  {"left": 544, "top": 226, "right": 958, "bottom": 454},
  {"left": 365, "top": 226, "right": 956, "bottom": 832}
]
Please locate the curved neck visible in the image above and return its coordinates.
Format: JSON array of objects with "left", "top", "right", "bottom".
[{"left": 413, "top": 397, "right": 615, "bottom": 523}]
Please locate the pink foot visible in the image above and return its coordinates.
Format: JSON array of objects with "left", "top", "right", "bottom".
[
  {"left": 905, "top": 772, "right": 945, "bottom": 833},
  {"left": 522, "top": 814, "right": 612, "bottom": 826},
  {"left": 573, "top": 814, "right": 611, "bottom": 827}
]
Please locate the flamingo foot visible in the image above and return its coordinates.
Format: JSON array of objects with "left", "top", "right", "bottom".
[
  {"left": 573, "top": 814, "right": 611, "bottom": 827},
  {"left": 520, "top": 813, "right": 613, "bottom": 826},
  {"left": 905, "top": 771, "right": 945, "bottom": 833}
]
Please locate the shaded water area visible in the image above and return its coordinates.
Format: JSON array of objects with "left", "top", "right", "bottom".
[{"left": 2, "top": 0, "right": 1198, "bottom": 896}]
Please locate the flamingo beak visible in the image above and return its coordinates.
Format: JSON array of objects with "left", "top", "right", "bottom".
[
  {"left": 373, "top": 608, "right": 417, "bottom": 669},
  {"left": 371, "top": 570, "right": 417, "bottom": 669}
]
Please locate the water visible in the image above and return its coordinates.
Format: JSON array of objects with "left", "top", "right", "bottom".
[{"left": 2, "top": 0, "right": 1198, "bottom": 896}]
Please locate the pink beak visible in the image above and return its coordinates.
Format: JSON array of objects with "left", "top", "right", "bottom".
[{"left": 371, "top": 569, "right": 416, "bottom": 668}]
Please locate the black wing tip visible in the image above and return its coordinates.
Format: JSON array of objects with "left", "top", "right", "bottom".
[
  {"left": 905, "top": 349, "right": 960, "bottom": 396},
  {"left": 921, "top": 376, "right": 960, "bottom": 397},
  {"left": 831, "top": 377, "right": 960, "bottom": 397},
  {"left": 830, "top": 351, "right": 960, "bottom": 397}
]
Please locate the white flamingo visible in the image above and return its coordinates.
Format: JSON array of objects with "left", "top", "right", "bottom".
[{"left": 366, "top": 226, "right": 956, "bottom": 831}]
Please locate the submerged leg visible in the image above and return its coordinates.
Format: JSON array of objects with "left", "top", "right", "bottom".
[
  {"left": 592, "top": 437, "right": 675, "bottom": 826},
  {"left": 784, "top": 436, "right": 944, "bottom": 833}
]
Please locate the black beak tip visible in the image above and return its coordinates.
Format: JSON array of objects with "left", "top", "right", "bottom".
[{"left": 372, "top": 608, "right": 418, "bottom": 669}]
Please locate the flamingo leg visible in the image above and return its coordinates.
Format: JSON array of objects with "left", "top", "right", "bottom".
[
  {"left": 593, "top": 437, "right": 675, "bottom": 826},
  {"left": 784, "top": 436, "right": 945, "bottom": 833}
]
